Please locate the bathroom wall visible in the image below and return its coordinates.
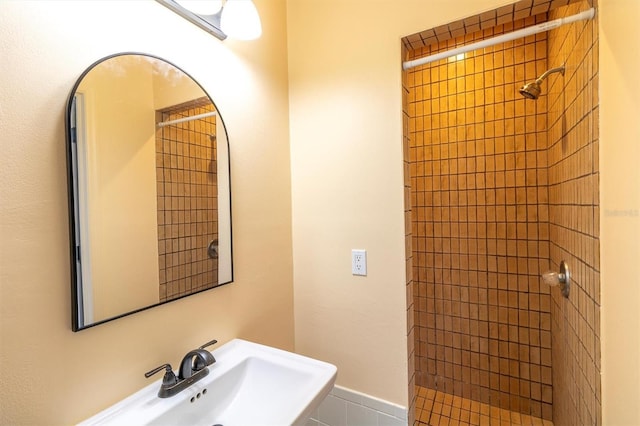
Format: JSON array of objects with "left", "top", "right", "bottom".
[
  {"left": 407, "top": 15, "right": 554, "bottom": 419},
  {"left": 546, "top": 1, "right": 602, "bottom": 424},
  {"left": 0, "top": 0, "right": 294, "bottom": 423},
  {"left": 287, "top": 0, "right": 525, "bottom": 407},
  {"left": 597, "top": 0, "right": 640, "bottom": 424}
]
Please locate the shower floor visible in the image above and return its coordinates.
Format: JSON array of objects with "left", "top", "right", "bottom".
[{"left": 415, "top": 386, "right": 553, "bottom": 426}]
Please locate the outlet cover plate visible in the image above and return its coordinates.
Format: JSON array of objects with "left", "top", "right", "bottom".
[{"left": 352, "top": 249, "right": 367, "bottom": 276}]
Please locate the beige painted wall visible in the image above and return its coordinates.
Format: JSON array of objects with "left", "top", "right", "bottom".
[
  {"left": 0, "top": 0, "right": 293, "bottom": 424},
  {"left": 78, "top": 57, "right": 160, "bottom": 322},
  {"left": 287, "top": 0, "right": 517, "bottom": 406},
  {"left": 599, "top": 0, "right": 640, "bottom": 424}
]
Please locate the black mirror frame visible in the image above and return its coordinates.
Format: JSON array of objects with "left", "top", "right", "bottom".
[{"left": 65, "top": 52, "right": 234, "bottom": 331}]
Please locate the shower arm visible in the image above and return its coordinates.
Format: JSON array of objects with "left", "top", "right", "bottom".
[{"left": 535, "top": 65, "right": 565, "bottom": 84}]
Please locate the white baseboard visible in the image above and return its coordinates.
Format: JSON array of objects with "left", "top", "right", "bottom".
[{"left": 306, "top": 385, "right": 408, "bottom": 426}]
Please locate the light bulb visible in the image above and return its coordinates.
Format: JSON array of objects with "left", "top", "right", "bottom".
[
  {"left": 220, "top": 0, "right": 262, "bottom": 40},
  {"left": 175, "top": 0, "right": 223, "bottom": 16}
]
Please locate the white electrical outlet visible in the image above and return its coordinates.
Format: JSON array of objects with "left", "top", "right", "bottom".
[{"left": 352, "top": 249, "right": 367, "bottom": 276}]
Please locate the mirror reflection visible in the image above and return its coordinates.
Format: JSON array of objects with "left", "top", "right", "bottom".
[{"left": 66, "top": 53, "right": 233, "bottom": 331}]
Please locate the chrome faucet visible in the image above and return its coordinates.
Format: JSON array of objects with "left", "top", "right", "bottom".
[{"left": 145, "top": 339, "right": 218, "bottom": 398}]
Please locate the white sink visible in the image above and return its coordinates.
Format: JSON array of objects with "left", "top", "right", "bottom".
[{"left": 80, "top": 339, "right": 337, "bottom": 426}]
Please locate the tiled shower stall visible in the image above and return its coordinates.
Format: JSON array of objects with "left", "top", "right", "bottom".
[{"left": 402, "top": 0, "right": 600, "bottom": 424}]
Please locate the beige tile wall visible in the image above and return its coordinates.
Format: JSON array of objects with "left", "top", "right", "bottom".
[
  {"left": 156, "top": 98, "right": 219, "bottom": 302},
  {"left": 546, "top": 1, "right": 601, "bottom": 424},
  {"left": 407, "top": 15, "right": 554, "bottom": 420}
]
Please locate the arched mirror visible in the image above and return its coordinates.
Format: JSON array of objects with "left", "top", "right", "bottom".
[{"left": 65, "top": 53, "right": 233, "bottom": 331}]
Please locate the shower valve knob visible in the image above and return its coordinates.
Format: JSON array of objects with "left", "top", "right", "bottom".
[{"left": 541, "top": 261, "right": 570, "bottom": 298}]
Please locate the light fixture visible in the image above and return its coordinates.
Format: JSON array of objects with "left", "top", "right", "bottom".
[
  {"left": 220, "top": 0, "right": 262, "bottom": 40},
  {"left": 175, "top": 0, "right": 223, "bottom": 15},
  {"left": 156, "top": 0, "right": 262, "bottom": 41}
]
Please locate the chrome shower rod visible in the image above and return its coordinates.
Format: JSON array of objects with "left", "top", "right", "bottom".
[
  {"left": 403, "top": 8, "right": 595, "bottom": 70},
  {"left": 157, "top": 111, "right": 217, "bottom": 128}
]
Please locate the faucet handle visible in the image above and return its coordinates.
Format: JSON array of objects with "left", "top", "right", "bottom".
[
  {"left": 145, "top": 363, "right": 178, "bottom": 387},
  {"left": 199, "top": 339, "right": 218, "bottom": 350}
]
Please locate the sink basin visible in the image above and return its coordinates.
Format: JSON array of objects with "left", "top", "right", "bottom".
[{"left": 80, "top": 339, "right": 337, "bottom": 426}]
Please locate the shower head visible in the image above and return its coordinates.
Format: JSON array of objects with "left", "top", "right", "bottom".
[
  {"left": 519, "top": 81, "right": 542, "bottom": 100},
  {"left": 519, "top": 64, "right": 565, "bottom": 100}
]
